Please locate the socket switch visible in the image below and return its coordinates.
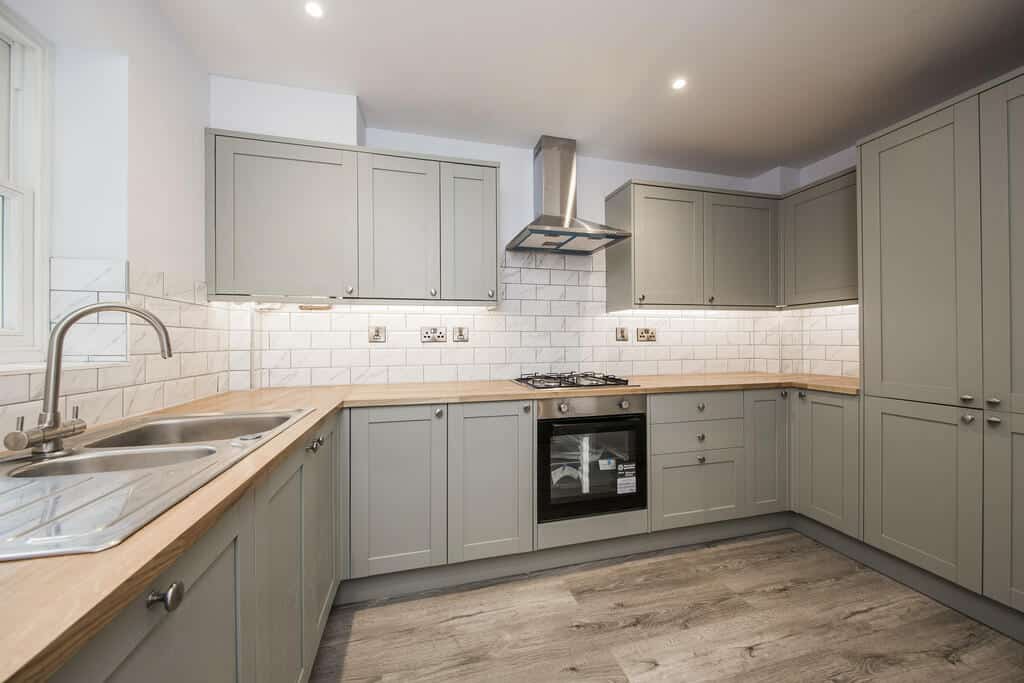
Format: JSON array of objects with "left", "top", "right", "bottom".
[
  {"left": 637, "top": 327, "right": 657, "bottom": 342},
  {"left": 452, "top": 326, "right": 470, "bottom": 342},
  {"left": 420, "top": 326, "right": 447, "bottom": 343},
  {"left": 368, "top": 326, "right": 387, "bottom": 343},
  {"left": 615, "top": 327, "right": 629, "bottom": 342}
]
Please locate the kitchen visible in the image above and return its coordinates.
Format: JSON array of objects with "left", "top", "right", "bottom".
[{"left": 1, "top": 0, "right": 1024, "bottom": 680}]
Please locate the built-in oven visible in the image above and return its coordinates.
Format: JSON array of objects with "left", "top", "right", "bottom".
[{"left": 536, "top": 395, "right": 647, "bottom": 523}]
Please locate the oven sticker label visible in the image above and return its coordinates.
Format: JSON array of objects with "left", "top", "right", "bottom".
[
  {"left": 598, "top": 457, "right": 616, "bottom": 471},
  {"left": 616, "top": 463, "right": 637, "bottom": 494}
]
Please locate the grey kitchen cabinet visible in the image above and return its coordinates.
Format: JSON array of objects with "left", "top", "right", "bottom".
[
  {"left": 982, "top": 74, "right": 1024, "bottom": 415},
  {"left": 744, "top": 389, "right": 789, "bottom": 515},
  {"left": 350, "top": 404, "right": 447, "bottom": 577},
  {"left": 792, "top": 390, "right": 861, "bottom": 539},
  {"left": 53, "top": 491, "right": 256, "bottom": 683},
  {"left": 357, "top": 153, "right": 441, "bottom": 300},
  {"left": 605, "top": 184, "right": 705, "bottom": 308},
  {"left": 780, "top": 171, "right": 858, "bottom": 306},
  {"left": 983, "top": 411, "right": 1024, "bottom": 610},
  {"left": 208, "top": 132, "right": 358, "bottom": 298},
  {"left": 441, "top": 163, "right": 498, "bottom": 302},
  {"left": 253, "top": 421, "right": 337, "bottom": 683},
  {"left": 651, "top": 448, "right": 745, "bottom": 530},
  {"left": 703, "top": 193, "right": 778, "bottom": 306},
  {"left": 860, "top": 99, "right": 982, "bottom": 406},
  {"left": 447, "top": 401, "right": 533, "bottom": 562},
  {"left": 864, "top": 396, "right": 983, "bottom": 591}
]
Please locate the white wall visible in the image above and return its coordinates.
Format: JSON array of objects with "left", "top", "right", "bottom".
[
  {"left": 7, "top": 0, "right": 209, "bottom": 279},
  {"left": 209, "top": 75, "right": 363, "bottom": 146}
]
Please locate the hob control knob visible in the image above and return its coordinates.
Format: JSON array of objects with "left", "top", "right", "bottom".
[
  {"left": 619, "top": 399, "right": 630, "bottom": 410},
  {"left": 558, "top": 402, "right": 570, "bottom": 414}
]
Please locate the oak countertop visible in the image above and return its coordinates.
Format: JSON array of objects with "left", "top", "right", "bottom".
[{"left": 0, "top": 372, "right": 856, "bottom": 681}]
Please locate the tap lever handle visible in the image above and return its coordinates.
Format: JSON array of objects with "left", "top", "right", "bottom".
[{"left": 15, "top": 416, "right": 23, "bottom": 431}]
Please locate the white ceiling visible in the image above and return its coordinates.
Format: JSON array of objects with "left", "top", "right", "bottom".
[{"left": 159, "top": 0, "right": 1024, "bottom": 176}]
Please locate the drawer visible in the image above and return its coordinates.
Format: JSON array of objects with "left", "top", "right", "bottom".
[
  {"left": 652, "top": 391, "right": 743, "bottom": 423},
  {"left": 652, "top": 418, "right": 744, "bottom": 455}
]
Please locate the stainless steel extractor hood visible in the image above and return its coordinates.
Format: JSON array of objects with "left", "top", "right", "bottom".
[{"left": 506, "top": 135, "right": 631, "bottom": 255}]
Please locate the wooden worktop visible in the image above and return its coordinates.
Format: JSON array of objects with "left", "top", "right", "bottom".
[{"left": 0, "top": 372, "right": 856, "bottom": 681}]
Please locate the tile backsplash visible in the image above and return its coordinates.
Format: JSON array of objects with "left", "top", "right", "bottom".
[{"left": 249, "top": 252, "right": 860, "bottom": 389}]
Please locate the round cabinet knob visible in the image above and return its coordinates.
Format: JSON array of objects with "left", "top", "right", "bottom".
[
  {"left": 781, "top": 390, "right": 788, "bottom": 398},
  {"left": 697, "top": 455, "right": 707, "bottom": 464},
  {"left": 146, "top": 581, "right": 185, "bottom": 613},
  {"left": 708, "top": 296, "right": 715, "bottom": 303},
  {"left": 697, "top": 402, "right": 706, "bottom": 412},
  {"left": 961, "top": 414, "right": 976, "bottom": 424},
  {"left": 619, "top": 399, "right": 631, "bottom": 410},
  {"left": 697, "top": 432, "right": 706, "bottom": 442},
  {"left": 960, "top": 394, "right": 975, "bottom": 403},
  {"left": 346, "top": 286, "right": 354, "bottom": 295},
  {"left": 434, "top": 408, "right": 444, "bottom": 418},
  {"left": 487, "top": 289, "right": 495, "bottom": 298},
  {"left": 523, "top": 404, "right": 531, "bottom": 413},
  {"left": 638, "top": 294, "right": 646, "bottom": 302},
  {"left": 429, "top": 288, "right": 438, "bottom": 297},
  {"left": 558, "top": 402, "right": 569, "bottom": 414},
  {"left": 987, "top": 397, "right": 1003, "bottom": 406},
  {"left": 798, "top": 391, "right": 807, "bottom": 399},
  {"left": 987, "top": 416, "right": 1003, "bottom": 425}
]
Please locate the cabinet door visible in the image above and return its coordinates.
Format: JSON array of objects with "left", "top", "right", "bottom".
[
  {"left": 744, "top": 390, "right": 789, "bottom": 515},
  {"left": 254, "top": 444, "right": 307, "bottom": 683},
  {"left": 632, "top": 185, "right": 704, "bottom": 305},
  {"left": 781, "top": 172, "right": 858, "bottom": 305},
  {"left": 793, "top": 391, "right": 861, "bottom": 538},
  {"left": 54, "top": 493, "right": 255, "bottom": 683},
  {"left": 984, "top": 411, "right": 1024, "bottom": 610},
  {"left": 861, "top": 101, "right": 982, "bottom": 405},
  {"left": 703, "top": 193, "right": 778, "bottom": 306},
  {"left": 302, "top": 424, "right": 337, "bottom": 666},
  {"left": 651, "top": 448, "right": 744, "bottom": 530},
  {"left": 350, "top": 405, "right": 447, "bottom": 577},
  {"left": 357, "top": 154, "right": 441, "bottom": 300},
  {"left": 441, "top": 163, "right": 497, "bottom": 302},
  {"left": 212, "top": 135, "right": 357, "bottom": 297},
  {"left": 864, "top": 397, "right": 982, "bottom": 590},
  {"left": 982, "top": 75, "right": 1024, "bottom": 414},
  {"left": 447, "top": 401, "right": 533, "bottom": 563}
]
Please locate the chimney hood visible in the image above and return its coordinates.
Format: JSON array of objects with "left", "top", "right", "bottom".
[{"left": 505, "top": 136, "right": 631, "bottom": 255}]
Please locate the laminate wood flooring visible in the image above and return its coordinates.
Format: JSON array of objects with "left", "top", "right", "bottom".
[{"left": 310, "top": 531, "right": 1024, "bottom": 682}]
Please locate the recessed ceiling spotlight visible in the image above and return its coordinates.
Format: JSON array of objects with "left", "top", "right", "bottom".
[
  {"left": 305, "top": 1, "right": 324, "bottom": 18},
  {"left": 671, "top": 78, "right": 687, "bottom": 91}
]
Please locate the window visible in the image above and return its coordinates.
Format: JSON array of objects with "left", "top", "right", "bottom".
[{"left": 0, "top": 8, "right": 48, "bottom": 361}]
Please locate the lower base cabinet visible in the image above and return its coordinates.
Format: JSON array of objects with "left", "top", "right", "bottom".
[
  {"left": 745, "top": 390, "right": 790, "bottom": 515},
  {"left": 983, "top": 411, "right": 1024, "bottom": 610},
  {"left": 651, "top": 448, "right": 745, "bottom": 530},
  {"left": 53, "top": 491, "right": 256, "bottom": 683},
  {"left": 864, "top": 396, "right": 983, "bottom": 591},
  {"left": 792, "top": 390, "right": 861, "bottom": 538}
]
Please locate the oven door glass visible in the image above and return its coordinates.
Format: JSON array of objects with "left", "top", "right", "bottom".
[{"left": 537, "top": 414, "right": 646, "bottom": 522}]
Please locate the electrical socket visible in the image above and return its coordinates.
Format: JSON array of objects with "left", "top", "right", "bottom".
[
  {"left": 368, "top": 326, "right": 387, "bottom": 343},
  {"left": 420, "top": 326, "right": 447, "bottom": 343},
  {"left": 637, "top": 327, "right": 657, "bottom": 342},
  {"left": 452, "top": 326, "right": 470, "bottom": 342},
  {"left": 615, "top": 327, "right": 629, "bottom": 342}
]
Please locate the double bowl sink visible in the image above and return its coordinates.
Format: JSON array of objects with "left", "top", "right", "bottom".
[{"left": 0, "top": 409, "right": 311, "bottom": 560}]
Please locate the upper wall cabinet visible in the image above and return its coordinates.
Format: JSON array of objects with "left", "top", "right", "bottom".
[
  {"left": 860, "top": 100, "right": 982, "bottom": 406},
  {"left": 206, "top": 130, "right": 499, "bottom": 304},
  {"left": 982, "top": 74, "right": 1024, "bottom": 414},
  {"left": 780, "top": 171, "right": 858, "bottom": 306},
  {"left": 703, "top": 193, "right": 777, "bottom": 306},
  {"left": 209, "top": 134, "right": 358, "bottom": 298}
]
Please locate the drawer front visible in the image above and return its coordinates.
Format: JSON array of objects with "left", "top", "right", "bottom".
[
  {"left": 652, "top": 391, "right": 743, "bottom": 423},
  {"left": 652, "top": 418, "right": 744, "bottom": 455}
]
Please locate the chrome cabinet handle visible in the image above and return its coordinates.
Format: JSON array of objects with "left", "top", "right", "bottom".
[
  {"left": 960, "top": 394, "right": 975, "bottom": 403},
  {"left": 781, "top": 391, "right": 788, "bottom": 398},
  {"left": 306, "top": 435, "right": 325, "bottom": 453},
  {"left": 638, "top": 294, "right": 646, "bottom": 302},
  {"left": 697, "top": 402, "right": 706, "bottom": 412},
  {"left": 523, "top": 404, "right": 531, "bottom": 413},
  {"left": 434, "top": 408, "right": 444, "bottom": 418},
  {"left": 987, "top": 416, "right": 1003, "bottom": 425},
  {"left": 697, "top": 432, "right": 706, "bottom": 442},
  {"left": 987, "top": 397, "right": 1002, "bottom": 406},
  {"left": 147, "top": 581, "right": 185, "bottom": 612},
  {"left": 487, "top": 289, "right": 495, "bottom": 298},
  {"left": 708, "top": 296, "right": 715, "bottom": 303},
  {"left": 345, "top": 286, "right": 354, "bottom": 295},
  {"left": 798, "top": 391, "right": 807, "bottom": 399},
  {"left": 697, "top": 455, "right": 707, "bottom": 464},
  {"left": 961, "top": 414, "right": 975, "bottom": 424},
  {"left": 429, "top": 288, "right": 437, "bottom": 297}
]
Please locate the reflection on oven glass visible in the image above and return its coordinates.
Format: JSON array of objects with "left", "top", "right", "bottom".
[{"left": 549, "top": 430, "right": 637, "bottom": 502}]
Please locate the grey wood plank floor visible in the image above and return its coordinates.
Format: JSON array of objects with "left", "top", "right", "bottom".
[{"left": 310, "top": 531, "right": 1024, "bottom": 682}]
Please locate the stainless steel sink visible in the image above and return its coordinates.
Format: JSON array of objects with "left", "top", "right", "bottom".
[
  {"left": 85, "top": 413, "right": 295, "bottom": 448},
  {"left": 0, "top": 408, "right": 312, "bottom": 560},
  {"left": 9, "top": 446, "right": 217, "bottom": 478}
]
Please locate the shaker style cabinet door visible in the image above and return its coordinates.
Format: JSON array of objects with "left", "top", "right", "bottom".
[
  {"left": 744, "top": 390, "right": 789, "bottom": 515},
  {"left": 447, "top": 401, "right": 533, "bottom": 563},
  {"left": 357, "top": 154, "right": 441, "bottom": 300},
  {"left": 212, "top": 134, "right": 358, "bottom": 297},
  {"left": 651, "top": 448, "right": 745, "bottom": 530},
  {"left": 350, "top": 405, "right": 447, "bottom": 577},
  {"left": 302, "top": 423, "right": 337, "bottom": 667},
  {"left": 983, "top": 411, "right": 1024, "bottom": 611},
  {"left": 860, "top": 100, "right": 982, "bottom": 406},
  {"left": 864, "top": 397, "right": 983, "bottom": 591},
  {"left": 791, "top": 391, "right": 861, "bottom": 539},
  {"left": 632, "top": 185, "right": 704, "bottom": 305},
  {"left": 441, "top": 163, "right": 498, "bottom": 302},
  {"left": 781, "top": 172, "right": 858, "bottom": 306},
  {"left": 703, "top": 193, "right": 778, "bottom": 306},
  {"left": 982, "top": 74, "right": 1024, "bottom": 415}
]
